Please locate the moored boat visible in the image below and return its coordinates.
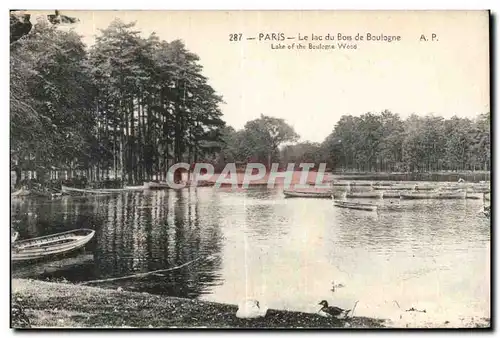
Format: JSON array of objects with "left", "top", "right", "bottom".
[
  {"left": 11, "top": 188, "right": 58, "bottom": 198},
  {"left": 124, "top": 185, "right": 147, "bottom": 191},
  {"left": 381, "top": 191, "right": 401, "bottom": 199},
  {"left": 400, "top": 191, "right": 466, "bottom": 200},
  {"left": 283, "top": 190, "right": 332, "bottom": 198},
  {"left": 331, "top": 181, "right": 373, "bottom": 187},
  {"left": 61, "top": 185, "right": 114, "bottom": 195},
  {"left": 333, "top": 200, "right": 377, "bottom": 212},
  {"left": 344, "top": 191, "right": 382, "bottom": 199},
  {"left": 11, "top": 229, "right": 95, "bottom": 262},
  {"left": 143, "top": 181, "right": 170, "bottom": 190},
  {"left": 465, "top": 192, "right": 483, "bottom": 200}
]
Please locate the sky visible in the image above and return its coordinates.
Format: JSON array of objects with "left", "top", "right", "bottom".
[{"left": 27, "top": 10, "right": 490, "bottom": 142}]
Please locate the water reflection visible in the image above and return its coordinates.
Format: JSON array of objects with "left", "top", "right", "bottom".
[{"left": 10, "top": 188, "right": 490, "bottom": 323}]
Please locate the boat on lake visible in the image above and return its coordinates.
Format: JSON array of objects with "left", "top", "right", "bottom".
[
  {"left": 373, "top": 184, "right": 439, "bottom": 191},
  {"left": 344, "top": 191, "right": 382, "bottom": 199},
  {"left": 123, "top": 185, "right": 147, "bottom": 191},
  {"left": 11, "top": 188, "right": 61, "bottom": 198},
  {"left": 11, "top": 229, "right": 95, "bottom": 262},
  {"left": 283, "top": 190, "right": 332, "bottom": 198},
  {"left": 465, "top": 192, "right": 483, "bottom": 200},
  {"left": 380, "top": 191, "right": 401, "bottom": 199},
  {"left": 333, "top": 200, "right": 377, "bottom": 212},
  {"left": 61, "top": 185, "right": 114, "bottom": 195},
  {"left": 399, "top": 191, "right": 466, "bottom": 200},
  {"left": 331, "top": 181, "right": 373, "bottom": 187},
  {"left": 143, "top": 181, "right": 170, "bottom": 190}
]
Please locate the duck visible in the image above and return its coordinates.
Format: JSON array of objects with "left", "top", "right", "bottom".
[
  {"left": 318, "top": 300, "right": 351, "bottom": 318},
  {"left": 236, "top": 299, "right": 268, "bottom": 319}
]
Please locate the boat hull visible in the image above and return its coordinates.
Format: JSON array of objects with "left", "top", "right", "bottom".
[
  {"left": 381, "top": 191, "right": 401, "bottom": 199},
  {"left": 62, "top": 185, "right": 114, "bottom": 195},
  {"left": 344, "top": 192, "right": 382, "bottom": 199},
  {"left": 144, "top": 182, "right": 170, "bottom": 190},
  {"left": 333, "top": 201, "right": 377, "bottom": 211},
  {"left": 283, "top": 190, "right": 332, "bottom": 198},
  {"left": 400, "top": 192, "right": 466, "bottom": 200},
  {"left": 12, "top": 229, "right": 95, "bottom": 262}
]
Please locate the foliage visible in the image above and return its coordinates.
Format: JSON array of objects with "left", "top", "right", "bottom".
[
  {"left": 11, "top": 18, "right": 225, "bottom": 185},
  {"left": 322, "top": 111, "right": 490, "bottom": 172}
]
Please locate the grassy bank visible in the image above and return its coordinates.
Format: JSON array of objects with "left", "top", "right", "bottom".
[{"left": 11, "top": 278, "right": 385, "bottom": 329}]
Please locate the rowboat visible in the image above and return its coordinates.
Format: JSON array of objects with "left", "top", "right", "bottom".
[
  {"left": 11, "top": 231, "right": 19, "bottom": 243},
  {"left": 399, "top": 191, "right": 466, "bottom": 200},
  {"left": 124, "top": 185, "right": 147, "bottom": 191},
  {"left": 380, "top": 191, "right": 401, "bottom": 199},
  {"left": 331, "top": 181, "right": 373, "bottom": 187},
  {"left": 333, "top": 200, "right": 377, "bottom": 212},
  {"left": 11, "top": 229, "right": 95, "bottom": 262},
  {"left": 373, "top": 184, "right": 438, "bottom": 191},
  {"left": 465, "top": 192, "right": 483, "bottom": 200},
  {"left": 11, "top": 188, "right": 31, "bottom": 197},
  {"left": 11, "top": 188, "right": 59, "bottom": 198},
  {"left": 283, "top": 190, "right": 332, "bottom": 198},
  {"left": 344, "top": 191, "right": 382, "bottom": 199},
  {"left": 61, "top": 185, "right": 114, "bottom": 195},
  {"left": 470, "top": 187, "right": 491, "bottom": 193},
  {"left": 143, "top": 182, "right": 170, "bottom": 190}
]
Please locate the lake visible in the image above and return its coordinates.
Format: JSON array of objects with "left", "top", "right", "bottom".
[{"left": 11, "top": 186, "right": 490, "bottom": 326}]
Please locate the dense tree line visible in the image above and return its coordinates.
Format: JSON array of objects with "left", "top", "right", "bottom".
[
  {"left": 11, "top": 18, "right": 224, "bottom": 186},
  {"left": 220, "top": 110, "right": 490, "bottom": 173}
]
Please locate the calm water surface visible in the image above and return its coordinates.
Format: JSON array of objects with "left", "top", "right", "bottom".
[{"left": 11, "top": 187, "right": 490, "bottom": 325}]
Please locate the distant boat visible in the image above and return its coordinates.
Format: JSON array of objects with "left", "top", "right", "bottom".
[
  {"left": 331, "top": 181, "right": 373, "bottom": 187},
  {"left": 283, "top": 190, "right": 332, "bottom": 198},
  {"left": 465, "top": 192, "right": 483, "bottom": 200},
  {"left": 11, "top": 231, "right": 19, "bottom": 243},
  {"left": 333, "top": 200, "right": 377, "bottom": 212},
  {"left": 123, "top": 185, "right": 147, "bottom": 191},
  {"left": 375, "top": 184, "right": 437, "bottom": 191},
  {"left": 143, "top": 182, "right": 170, "bottom": 190},
  {"left": 344, "top": 191, "right": 382, "bottom": 199},
  {"left": 400, "top": 191, "right": 466, "bottom": 200},
  {"left": 380, "top": 191, "right": 401, "bottom": 199},
  {"left": 372, "top": 185, "right": 410, "bottom": 191},
  {"left": 11, "top": 188, "right": 58, "bottom": 198},
  {"left": 12, "top": 229, "right": 95, "bottom": 262},
  {"left": 61, "top": 185, "right": 114, "bottom": 195}
]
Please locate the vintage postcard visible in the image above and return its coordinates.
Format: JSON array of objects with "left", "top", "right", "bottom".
[{"left": 10, "top": 10, "right": 490, "bottom": 329}]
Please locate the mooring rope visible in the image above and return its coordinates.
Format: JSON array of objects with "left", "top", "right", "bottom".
[{"left": 80, "top": 254, "right": 217, "bottom": 285}]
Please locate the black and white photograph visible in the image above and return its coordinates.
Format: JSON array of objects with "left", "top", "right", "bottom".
[{"left": 9, "top": 10, "right": 491, "bottom": 329}]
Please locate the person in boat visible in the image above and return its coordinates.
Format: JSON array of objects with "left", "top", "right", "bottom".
[{"left": 318, "top": 300, "right": 350, "bottom": 318}]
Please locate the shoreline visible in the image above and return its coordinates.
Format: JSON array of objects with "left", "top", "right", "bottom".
[
  {"left": 11, "top": 278, "right": 490, "bottom": 329},
  {"left": 12, "top": 278, "right": 385, "bottom": 329}
]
